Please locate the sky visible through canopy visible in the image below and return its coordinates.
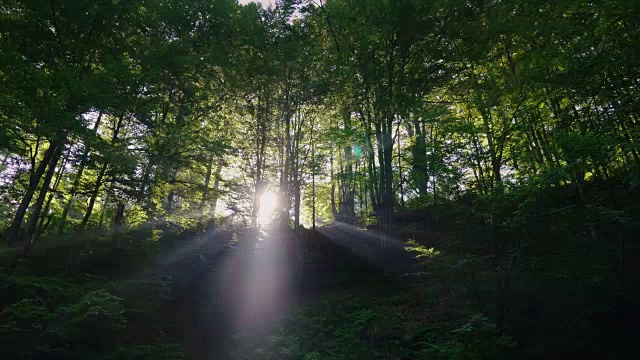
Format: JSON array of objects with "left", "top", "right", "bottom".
[{"left": 239, "top": 0, "right": 276, "bottom": 7}]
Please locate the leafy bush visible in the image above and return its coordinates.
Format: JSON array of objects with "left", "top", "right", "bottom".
[
  {"left": 446, "top": 314, "right": 516, "bottom": 360},
  {"left": 100, "top": 342, "right": 184, "bottom": 360},
  {"left": 56, "top": 289, "right": 126, "bottom": 352},
  {"left": 0, "top": 299, "right": 52, "bottom": 341},
  {"left": 0, "top": 287, "right": 129, "bottom": 358}
]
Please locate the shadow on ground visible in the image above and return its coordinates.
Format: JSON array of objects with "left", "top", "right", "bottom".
[{"left": 156, "top": 224, "right": 416, "bottom": 359}]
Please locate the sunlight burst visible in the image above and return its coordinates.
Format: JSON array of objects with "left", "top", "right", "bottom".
[{"left": 258, "top": 190, "right": 278, "bottom": 224}]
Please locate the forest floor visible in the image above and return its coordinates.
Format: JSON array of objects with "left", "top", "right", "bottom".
[
  {"left": 166, "top": 224, "right": 422, "bottom": 359},
  {"left": 2, "top": 221, "right": 500, "bottom": 360},
  {"left": 5, "top": 219, "right": 634, "bottom": 359}
]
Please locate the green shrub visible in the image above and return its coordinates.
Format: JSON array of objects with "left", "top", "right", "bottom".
[
  {"left": 101, "top": 342, "right": 184, "bottom": 360},
  {"left": 56, "top": 289, "right": 126, "bottom": 352},
  {"left": 426, "top": 314, "right": 516, "bottom": 360},
  {"left": 0, "top": 298, "right": 52, "bottom": 338}
]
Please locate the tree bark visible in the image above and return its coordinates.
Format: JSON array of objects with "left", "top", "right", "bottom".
[
  {"left": 80, "top": 115, "right": 125, "bottom": 229},
  {"left": 252, "top": 90, "right": 269, "bottom": 227},
  {"left": 58, "top": 111, "right": 103, "bottom": 233},
  {"left": 114, "top": 200, "right": 126, "bottom": 227},
  {"left": 280, "top": 88, "right": 292, "bottom": 227},
  {"left": 294, "top": 177, "right": 301, "bottom": 231},
  {"left": 330, "top": 145, "right": 337, "bottom": 216},
  {"left": 24, "top": 142, "right": 65, "bottom": 252},
  {"left": 36, "top": 148, "right": 70, "bottom": 239},
  {"left": 382, "top": 119, "right": 394, "bottom": 235},
  {"left": 81, "top": 161, "right": 108, "bottom": 229},
  {"left": 201, "top": 153, "right": 215, "bottom": 216},
  {"left": 208, "top": 164, "right": 222, "bottom": 221},
  {"left": 338, "top": 107, "right": 355, "bottom": 219},
  {"left": 412, "top": 119, "right": 429, "bottom": 196},
  {"left": 5, "top": 141, "right": 59, "bottom": 246}
]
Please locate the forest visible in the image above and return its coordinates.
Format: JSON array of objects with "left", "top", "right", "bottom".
[{"left": 1, "top": 0, "right": 639, "bottom": 359}]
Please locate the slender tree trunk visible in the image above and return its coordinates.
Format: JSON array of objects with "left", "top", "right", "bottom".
[
  {"left": 201, "top": 153, "right": 215, "bottom": 216},
  {"left": 311, "top": 116, "right": 316, "bottom": 231},
  {"left": 535, "top": 128, "right": 555, "bottom": 166},
  {"left": 208, "top": 163, "right": 222, "bottom": 223},
  {"left": 58, "top": 111, "right": 103, "bottom": 233},
  {"left": 80, "top": 115, "right": 124, "bottom": 229},
  {"left": 292, "top": 108, "right": 302, "bottom": 230},
  {"left": 163, "top": 166, "right": 175, "bottom": 215},
  {"left": 81, "top": 162, "right": 108, "bottom": 229},
  {"left": 253, "top": 139, "right": 265, "bottom": 227},
  {"left": 114, "top": 200, "right": 126, "bottom": 227},
  {"left": 281, "top": 95, "right": 292, "bottom": 227},
  {"left": 383, "top": 120, "right": 394, "bottom": 235},
  {"left": 139, "top": 160, "right": 154, "bottom": 214},
  {"left": 480, "top": 109, "right": 502, "bottom": 191},
  {"left": 366, "top": 132, "right": 379, "bottom": 212},
  {"left": 6, "top": 141, "right": 59, "bottom": 246},
  {"left": 382, "top": 34, "right": 396, "bottom": 236},
  {"left": 338, "top": 148, "right": 344, "bottom": 209},
  {"left": 98, "top": 183, "right": 112, "bottom": 227},
  {"left": 339, "top": 107, "right": 355, "bottom": 219},
  {"left": 36, "top": 148, "right": 70, "bottom": 238},
  {"left": 397, "top": 119, "right": 404, "bottom": 210},
  {"left": 375, "top": 120, "right": 385, "bottom": 227},
  {"left": 430, "top": 121, "right": 438, "bottom": 206},
  {"left": 253, "top": 93, "right": 268, "bottom": 227},
  {"left": 526, "top": 130, "right": 545, "bottom": 167},
  {"left": 294, "top": 177, "right": 301, "bottom": 231},
  {"left": 413, "top": 119, "right": 429, "bottom": 196},
  {"left": 24, "top": 142, "right": 65, "bottom": 252},
  {"left": 330, "top": 148, "right": 337, "bottom": 215}
]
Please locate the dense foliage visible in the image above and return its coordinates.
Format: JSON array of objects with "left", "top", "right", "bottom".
[{"left": 1, "top": 0, "right": 639, "bottom": 359}]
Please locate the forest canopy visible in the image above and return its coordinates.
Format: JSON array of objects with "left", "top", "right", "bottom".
[{"left": 1, "top": 0, "right": 638, "bottom": 242}]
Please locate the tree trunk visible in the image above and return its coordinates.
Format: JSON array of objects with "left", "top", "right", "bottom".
[
  {"left": 412, "top": 119, "right": 429, "bottom": 196},
  {"left": 382, "top": 120, "right": 394, "bottom": 235},
  {"left": 201, "top": 153, "right": 215, "bottom": 216},
  {"left": 330, "top": 148, "right": 337, "bottom": 215},
  {"left": 36, "top": 148, "right": 70, "bottom": 239},
  {"left": 253, "top": 93, "right": 268, "bottom": 227},
  {"left": 311, "top": 115, "right": 316, "bottom": 231},
  {"left": 98, "top": 183, "right": 112, "bottom": 227},
  {"left": 114, "top": 200, "right": 126, "bottom": 227},
  {"left": 80, "top": 162, "right": 108, "bottom": 229},
  {"left": 375, "top": 120, "right": 386, "bottom": 227},
  {"left": 397, "top": 119, "right": 404, "bottom": 210},
  {"left": 80, "top": 115, "right": 125, "bottom": 229},
  {"left": 339, "top": 107, "right": 355, "bottom": 219},
  {"left": 294, "top": 177, "right": 301, "bottom": 231},
  {"left": 208, "top": 164, "right": 222, "bottom": 221},
  {"left": 23, "top": 142, "right": 65, "bottom": 252},
  {"left": 479, "top": 106, "right": 505, "bottom": 192},
  {"left": 6, "top": 141, "right": 59, "bottom": 246},
  {"left": 162, "top": 165, "right": 175, "bottom": 215},
  {"left": 365, "top": 130, "right": 379, "bottom": 213},
  {"left": 281, "top": 92, "right": 292, "bottom": 227},
  {"left": 58, "top": 111, "right": 103, "bottom": 233}
]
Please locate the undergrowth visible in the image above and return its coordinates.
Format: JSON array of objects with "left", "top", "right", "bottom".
[{"left": 0, "top": 222, "right": 222, "bottom": 360}]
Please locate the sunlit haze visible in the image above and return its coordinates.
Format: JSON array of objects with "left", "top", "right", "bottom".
[{"left": 258, "top": 190, "right": 278, "bottom": 225}]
